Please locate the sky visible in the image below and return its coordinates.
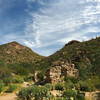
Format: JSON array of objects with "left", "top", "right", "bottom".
[{"left": 0, "top": 0, "right": 100, "bottom": 56}]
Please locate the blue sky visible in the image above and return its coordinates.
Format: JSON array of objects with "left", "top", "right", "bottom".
[{"left": 0, "top": 0, "right": 100, "bottom": 56}]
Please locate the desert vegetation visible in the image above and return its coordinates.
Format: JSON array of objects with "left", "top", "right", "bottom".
[{"left": 0, "top": 37, "right": 100, "bottom": 100}]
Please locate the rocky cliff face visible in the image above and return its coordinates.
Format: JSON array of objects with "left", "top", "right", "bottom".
[{"left": 45, "top": 61, "right": 78, "bottom": 83}]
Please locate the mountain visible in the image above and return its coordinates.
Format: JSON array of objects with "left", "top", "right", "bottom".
[
  {"left": 0, "top": 37, "right": 100, "bottom": 79},
  {"left": 36, "top": 37, "right": 100, "bottom": 79},
  {"left": 0, "top": 41, "right": 43, "bottom": 64},
  {"left": 0, "top": 41, "right": 43, "bottom": 76}
]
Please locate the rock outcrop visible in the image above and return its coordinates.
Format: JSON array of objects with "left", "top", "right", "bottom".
[
  {"left": 45, "top": 61, "right": 79, "bottom": 83},
  {"left": 85, "top": 91, "right": 100, "bottom": 100}
]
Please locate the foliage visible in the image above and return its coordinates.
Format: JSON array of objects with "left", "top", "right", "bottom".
[
  {"left": 13, "top": 76, "right": 24, "bottom": 83},
  {"left": 63, "top": 89, "right": 77, "bottom": 99},
  {"left": 45, "top": 83, "right": 53, "bottom": 91},
  {"left": 18, "top": 85, "right": 50, "bottom": 100},
  {"left": 35, "top": 37, "right": 100, "bottom": 79},
  {"left": 64, "top": 80, "right": 74, "bottom": 90},
  {"left": 65, "top": 77, "right": 78, "bottom": 84},
  {"left": 55, "top": 83, "right": 64, "bottom": 91},
  {"left": 0, "top": 81, "right": 5, "bottom": 93},
  {"left": 6, "top": 84, "right": 18, "bottom": 93},
  {"left": 76, "top": 93, "right": 85, "bottom": 100},
  {"left": 3, "top": 77, "right": 13, "bottom": 85},
  {"left": 0, "top": 41, "right": 43, "bottom": 81},
  {"left": 36, "top": 72, "right": 44, "bottom": 82},
  {"left": 79, "top": 81, "right": 95, "bottom": 92},
  {"left": 24, "top": 75, "right": 33, "bottom": 82}
]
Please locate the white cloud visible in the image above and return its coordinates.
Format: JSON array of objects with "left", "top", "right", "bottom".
[
  {"left": 23, "top": 40, "right": 35, "bottom": 47},
  {"left": 86, "top": 0, "right": 100, "bottom": 2},
  {"left": 24, "top": 0, "right": 100, "bottom": 55}
]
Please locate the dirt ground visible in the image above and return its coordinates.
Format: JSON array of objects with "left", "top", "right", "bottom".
[
  {"left": 0, "top": 93, "right": 17, "bottom": 100},
  {"left": 0, "top": 82, "right": 31, "bottom": 100}
]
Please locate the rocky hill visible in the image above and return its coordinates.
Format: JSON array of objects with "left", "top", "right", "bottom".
[
  {"left": 35, "top": 37, "right": 100, "bottom": 79},
  {"left": 0, "top": 41, "right": 43, "bottom": 64},
  {"left": 0, "top": 37, "right": 100, "bottom": 79},
  {"left": 0, "top": 41, "right": 43, "bottom": 76}
]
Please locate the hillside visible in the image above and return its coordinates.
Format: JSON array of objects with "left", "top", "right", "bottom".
[
  {"left": 0, "top": 41, "right": 43, "bottom": 76},
  {"left": 36, "top": 37, "right": 100, "bottom": 79},
  {"left": 0, "top": 37, "right": 100, "bottom": 100},
  {"left": 0, "top": 41, "right": 43, "bottom": 64},
  {"left": 0, "top": 38, "right": 100, "bottom": 79}
]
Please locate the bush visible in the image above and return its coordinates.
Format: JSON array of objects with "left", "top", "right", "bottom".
[
  {"left": 64, "top": 80, "right": 74, "bottom": 90},
  {"left": 55, "top": 83, "right": 64, "bottom": 91},
  {"left": 63, "top": 90, "right": 77, "bottom": 99},
  {"left": 3, "top": 77, "right": 13, "bottom": 85},
  {"left": 6, "top": 84, "right": 18, "bottom": 93},
  {"left": 76, "top": 93, "right": 85, "bottom": 100},
  {"left": 64, "top": 77, "right": 78, "bottom": 84},
  {"left": 0, "top": 82, "right": 5, "bottom": 93},
  {"left": 18, "top": 87, "right": 31, "bottom": 100},
  {"left": 24, "top": 76, "right": 33, "bottom": 82},
  {"left": 79, "top": 81, "right": 95, "bottom": 92},
  {"left": 45, "top": 83, "right": 53, "bottom": 91},
  {"left": 13, "top": 76, "right": 24, "bottom": 83},
  {"left": 37, "top": 72, "right": 44, "bottom": 82},
  {"left": 2, "top": 76, "right": 24, "bottom": 85},
  {"left": 95, "top": 84, "right": 100, "bottom": 89},
  {"left": 18, "top": 85, "right": 50, "bottom": 100},
  {"left": 55, "top": 97, "right": 66, "bottom": 100}
]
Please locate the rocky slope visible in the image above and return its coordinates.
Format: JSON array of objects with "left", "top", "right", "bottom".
[
  {"left": 0, "top": 41, "right": 44, "bottom": 76},
  {"left": 0, "top": 37, "right": 100, "bottom": 79},
  {"left": 0, "top": 41, "right": 43, "bottom": 64},
  {"left": 35, "top": 37, "right": 100, "bottom": 79}
]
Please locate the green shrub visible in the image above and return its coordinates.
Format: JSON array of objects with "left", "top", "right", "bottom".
[
  {"left": 55, "top": 83, "right": 64, "bottom": 91},
  {"left": 18, "top": 85, "right": 50, "bottom": 100},
  {"left": 55, "top": 97, "right": 66, "bottom": 100},
  {"left": 76, "top": 93, "right": 85, "bottom": 100},
  {"left": 64, "top": 80, "right": 74, "bottom": 90},
  {"left": 79, "top": 81, "right": 95, "bottom": 92},
  {"left": 95, "top": 84, "right": 100, "bottom": 89},
  {"left": 64, "top": 77, "right": 78, "bottom": 84},
  {"left": 45, "top": 83, "right": 53, "bottom": 91},
  {"left": 6, "top": 84, "right": 18, "bottom": 93},
  {"left": 24, "top": 75, "right": 33, "bottom": 82},
  {"left": 3, "top": 77, "right": 13, "bottom": 85},
  {"left": 37, "top": 72, "right": 44, "bottom": 82},
  {"left": 0, "top": 82, "right": 5, "bottom": 93},
  {"left": 63, "top": 90, "right": 77, "bottom": 99},
  {"left": 13, "top": 76, "right": 24, "bottom": 83},
  {"left": 3, "top": 76, "right": 24, "bottom": 85}
]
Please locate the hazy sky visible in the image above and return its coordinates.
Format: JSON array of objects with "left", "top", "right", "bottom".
[{"left": 0, "top": 0, "right": 100, "bottom": 56}]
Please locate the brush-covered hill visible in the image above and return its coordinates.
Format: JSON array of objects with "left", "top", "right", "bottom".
[
  {"left": 0, "top": 41, "right": 43, "bottom": 64},
  {"left": 0, "top": 41, "right": 43, "bottom": 76},
  {"left": 0, "top": 37, "right": 100, "bottom": 79},
  {"left": 36, "top": 37, "right": 100, "bottom": 79}
]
